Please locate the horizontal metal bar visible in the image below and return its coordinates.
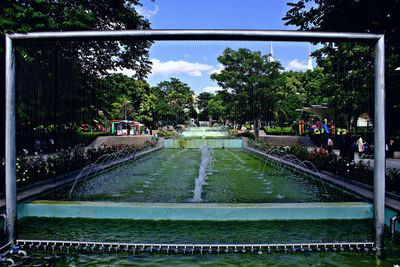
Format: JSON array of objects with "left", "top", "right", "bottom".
[
  {"left": 7, "top": 30, "right": 383, "bottom": 43},
  {"left": 0, "top": 242, "right": 11, "bottom": 253},
  {"left": 17, "top": 239, "right": 375, "bottom": 254}
]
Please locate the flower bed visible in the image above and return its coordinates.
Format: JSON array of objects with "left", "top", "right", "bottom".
[
  {"left": 248, "top": 139, "right": 400, "bottom": 196},
  {"left": 12, "top": 140, "right": 158, "bottom": 187}
]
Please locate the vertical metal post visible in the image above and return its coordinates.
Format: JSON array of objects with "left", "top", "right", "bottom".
[
  {"left": 373, "top": 36, "right": 385, "bottom": 254},
  {"left": 5, "top": 35, "right": 17, "bottom": 244}
]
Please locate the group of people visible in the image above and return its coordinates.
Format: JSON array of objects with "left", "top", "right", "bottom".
[
  {"left": 350, "top": 137, "right": 396, "bottom": 159},
  {"left": 354, "top": 137, "right": 373, "bottom": 158},
  {"left": 331, "top": 134, "right": 372, "bottom": 160},
  {"left": 143, "top": 127, "right": 152, "bottom": 135}
]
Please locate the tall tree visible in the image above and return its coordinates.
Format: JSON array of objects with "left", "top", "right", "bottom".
[
  {"left": 138, "top": 85, "right": 162, "bottom": 127},
  {"left": 1, "top": 0, "right": 152, "bottom": 77},
  {"left": 197, "top": 92, "right": 214, "bottom": 121},
  {"left": 284, "top": 0, "right": 400, "bottom": 135},
  {"left": 211, "top": 48, "right": 283, "bottom": 138},
  {"left": 0, "top": 0, "right": 153, "bottom": 156},
  {"left": 155, "top": 78, "right": 195, "bottom": 125}
]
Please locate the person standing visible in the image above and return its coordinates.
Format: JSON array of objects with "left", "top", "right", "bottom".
[
  {"left": 356, "top": 136, "right": 364, "bottom": 158},
  {"left": 388, "top": 139, "right": 396, "bottom": 158},
  {"left": 327, "top": 138, "right": 334, "bottom": 154}
]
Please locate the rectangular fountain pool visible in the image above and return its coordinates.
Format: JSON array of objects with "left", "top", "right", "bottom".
[{"left": 37, "top": 148, "right": 361, "bottom": 203}]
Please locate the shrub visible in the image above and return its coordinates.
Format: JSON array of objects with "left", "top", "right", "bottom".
[
  {"left": 244, "top": 123, "right": 252, "bottom": 130},
  {"left": 288, "top": 145, "right": 310, "bottom": 161},
  {"left": 387, "top": 168, "right": 400, "bottom": 194},
  {"left": 236, "top": 130, "right": 255, "bottom": 140},
  {"left": 228, "top": 129, "right": 239, "bottom": 136},
  {"left": 157, "top": 130, "right": 176, "bottom": 138},
  {"left": 77, "top": 132, "right": 111, "bottom": 146},
  {"left": 264, "top": 126, "right": 292, "bottom": 135}
]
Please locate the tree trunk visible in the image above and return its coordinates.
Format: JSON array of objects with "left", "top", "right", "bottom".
[
  {"left": 346, "top": 114, "right": 352, "bottom": 132},
  {"left": 253, "top": 117, "right": 260, "bottom": 139}
]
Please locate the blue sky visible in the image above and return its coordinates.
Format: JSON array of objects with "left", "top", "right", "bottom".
[{"left": 121, "top": 0, "right": 316, "bottom": 94}]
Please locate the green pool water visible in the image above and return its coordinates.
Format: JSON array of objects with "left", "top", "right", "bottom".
[
  {"left": 18, "top": 218, "right": 374, "bottom": 243},
  {"left": 16, "top": 218, "right": 400, "bottom": 266},
  {"left": 25, "top": 248, "right": 400, "bottom": 267},
  {"left": 45, "top": 149, "right": 360, "bottom": 203},
  {"left": 22, "top": 146, "right": 399, "bottom": 266}
]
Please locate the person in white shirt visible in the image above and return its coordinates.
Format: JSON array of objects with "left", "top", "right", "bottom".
[{"left": 356, "top": 137, "right": 364, "bottom": 157}]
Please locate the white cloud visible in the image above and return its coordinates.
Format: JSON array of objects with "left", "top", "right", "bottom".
[
  {"left": 137, "top": 5, "right": 159, "bottom": 19},
  {"left": 287, "top": 59, "right": 309, "bottom": 71},
  {"left": 208, "top": 64, "right": 224, "bottom": 75},
  {"left": 107, "top": 60, "right": 218, "bottom": 79},
  {"left": 108, "top": 68, "right": 136, "bottom": 77},
  {"left": 150, "top": 59, "right": 213, "bottom": 77},
  {"left": 202, "top": 86, "right": 223, "bottom": 94}
]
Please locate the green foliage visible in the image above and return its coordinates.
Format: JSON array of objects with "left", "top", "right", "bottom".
[
  {"left": 138, "top": 85, "right": 158, "bottom": 126},
  {"left": 211, "top": 48, "right": 283, "bottom": 138},
  {"left": 154, "top": 78, "right": 195, "bottom": 125},
  {"left": 77, "top": 132, "right": 111, "bottom": 146},
  {"left": 197, "top": 92, "right": 214, "bottom": 121},
  {"left": 99, "top": 74, "right": 147, "bottom": 121},
  {"left": 264, "top": 126, "right": 292, "bottom": 135},
  {"left": 1, "top": 0, "right": 154, "bottom": 155},
  {"left": 15, "top": 141, "right": 158, "bottom": 187},
  {"left": 1, "top": 0, "right": 152, "bottom": 77},
  {"left": 235, "top": 131, "right": 255, "bottom": 140},
  {"left": 283, "top": 0, "right": 400, "bottom": 135},
  {"left": 157, "top": 130, "right": 176, "bottom": 138}
]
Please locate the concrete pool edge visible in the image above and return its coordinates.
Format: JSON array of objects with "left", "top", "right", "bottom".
[
  {"left": 18, "top": 201, "right": 373, "bottom": 221},
  {"left": 163, "top": 138, "right": 243, "bottom": 148}
]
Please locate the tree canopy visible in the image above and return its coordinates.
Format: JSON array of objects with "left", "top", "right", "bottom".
[
  {"left": 284, "top": 0, "right": 400, "bottom": 135},
  {"left": 0, "top": 0, "right": 154, "bottom": 154},
  {"left": 211, "top": 48, "right": 283, "bottom": 138},
  {"left": 1, "top": 0, "right": 152, "bottom": 77}
]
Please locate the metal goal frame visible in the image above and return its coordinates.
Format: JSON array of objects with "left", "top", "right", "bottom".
[{"left": 4, "top": 29, "right": 385, "bottom": 251}]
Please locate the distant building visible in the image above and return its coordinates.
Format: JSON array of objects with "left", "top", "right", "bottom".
[
  {"left": 357, "top": 113, "right": 373, "bottom": 127},
  {"left": 308, "top": 47, "right": 314, "bottom": 71},
  {"left": 269, "top": 43, "right": 275, "bottom": 62},
  {"left": 270, "top": 44, "right": 314, "bottom": 71}
]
